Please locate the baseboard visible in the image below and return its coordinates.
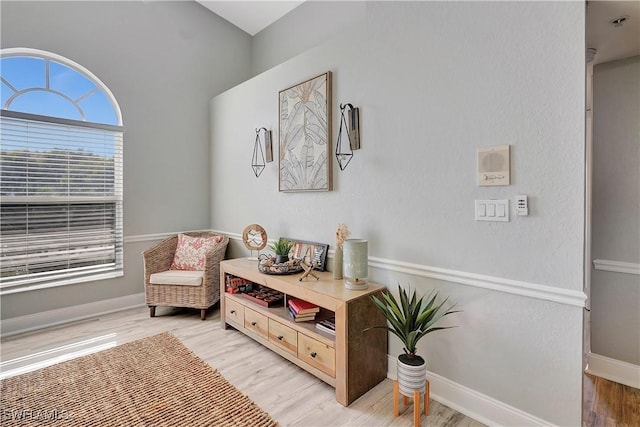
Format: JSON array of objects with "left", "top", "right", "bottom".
[
  {"left": 1, "top": 293, "right": 145, "bottom": 338},
  {"left": 586, "top": 352, "right": 640, "bottom": 389},
  {"left": 387, "top": 355, "right": 555, "bottom": 427}
]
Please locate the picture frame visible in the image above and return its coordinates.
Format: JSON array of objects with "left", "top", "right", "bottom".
[
  {"left": 284, "top": 238, "right": 329, "bottom": 271},
  {"left": 278, "top": 71, "right": 332, "bottom": 192}
]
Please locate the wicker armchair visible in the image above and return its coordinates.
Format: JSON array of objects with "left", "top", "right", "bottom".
[{"left": 143, "top": 232, "right": 229, "bottom": 320}]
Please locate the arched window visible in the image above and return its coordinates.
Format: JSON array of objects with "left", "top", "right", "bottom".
[{"left": 0, "top": 48, "right": 123, "bottom": 293}]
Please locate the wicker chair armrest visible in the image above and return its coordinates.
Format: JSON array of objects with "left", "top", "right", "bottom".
[
  {"left": 202, "top": 235, "right": 229, "bottom": 290},
  {"left": 142, "top": 235, "right": 179, "bottom": 277}
]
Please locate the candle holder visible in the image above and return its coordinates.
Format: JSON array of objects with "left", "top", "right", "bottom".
[
  {"left": 252, "top": 127, "right": 272, "bottom": 178},
  {"left": 335, "top": 103, "right": 360, "bottom": 171},
  {"left": 343, "top": 239, "right": 368, "bottom": 290}
]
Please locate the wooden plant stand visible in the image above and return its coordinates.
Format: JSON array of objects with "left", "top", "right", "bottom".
[{"left": 393, "top": 379, "right": 430, "bottom": 427}]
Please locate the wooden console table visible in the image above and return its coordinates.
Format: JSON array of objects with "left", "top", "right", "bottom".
[{"left": 220, "top": 258, "right": 388, "bottom": 406}]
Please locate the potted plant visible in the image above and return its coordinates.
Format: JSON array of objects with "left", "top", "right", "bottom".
[
  {"left": 269, "top": 238, "right": 294, "bottom": 264},
  {"left": 370, "top": 285, "right": 459, "bottom": 397}
]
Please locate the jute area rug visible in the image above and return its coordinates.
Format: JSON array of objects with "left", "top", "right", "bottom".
[{"left": 1, "top": 332, "right": 277, "bottom": 426}]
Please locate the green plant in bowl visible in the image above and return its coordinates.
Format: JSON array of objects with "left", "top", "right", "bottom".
[{"left": 269, "top": 238, "right": 294, "bottom": 263}]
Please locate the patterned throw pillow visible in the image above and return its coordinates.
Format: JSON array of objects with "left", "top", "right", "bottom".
[{"left": 170, "top": 234, "right": 222, "bottom": 271}]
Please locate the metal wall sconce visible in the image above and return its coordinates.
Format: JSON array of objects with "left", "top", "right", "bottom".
[
  {"left": 252, "top": 127, "right": 273, "bottom": 178},
  {"left": 335, "top": 103, "right": 360, "bottom": 171}
]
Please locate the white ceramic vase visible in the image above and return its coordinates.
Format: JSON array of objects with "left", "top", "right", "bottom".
[{"left": 397, "top": 354, "right": 427, "bottom": 397}]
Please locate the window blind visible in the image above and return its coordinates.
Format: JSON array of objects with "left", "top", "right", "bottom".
[{"left": 0, "top": 113, "right": 123, "bottom": 292}]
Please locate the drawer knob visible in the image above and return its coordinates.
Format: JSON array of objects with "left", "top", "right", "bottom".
[
  {"left": 277, "top": 335, "right": 284, "bottom": 340},
  {"left": 230, "top": 310, "right": 236, "bottom": 314},
  {"left": 310, "top": 352, "right": 317, "bottom": 358},
  {"left": 251, "top": 321, "right": 257, "bottom": 326}
]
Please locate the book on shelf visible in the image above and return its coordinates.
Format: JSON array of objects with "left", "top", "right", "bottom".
[
  {"left": 225, "top": 275, "right": 253, "bottom": 294},
  {"left": 288, "top": 297, "right": 320, "bottom": 315},
  {"left": 315, "top": 322, "right": 336, "bottom": 336},
  {"left": 287, "top": 306, "right": 316, "bottom": 322},
  {"left": 316, "top": 317, "right": 335, "bottom": 330}
]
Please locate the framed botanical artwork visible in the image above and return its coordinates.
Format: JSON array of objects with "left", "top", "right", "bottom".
[
  {"left": 279, "top": 71, "right": 332, "bottom": 192},
  {"left": 284, "top": 238, "right": 329, "bottom": 271}
]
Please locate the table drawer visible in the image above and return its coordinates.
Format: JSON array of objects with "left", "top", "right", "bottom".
[
  {"left": 225, "top": 297, "right": 244, "bottom": 326},
  {"left": 298, "top": 333, "right": 335, "bottom": 377},
  {"left": 245, "top": 308, "right": 268, "bottom": 339},
  {"left": 268, "top": 319, "right": 297, "bottom": 355}
]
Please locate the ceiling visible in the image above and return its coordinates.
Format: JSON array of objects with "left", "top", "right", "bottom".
[
  {"left": 196, "top": 1, "right": 639, "bottom": 64},
  {"left": 587, "top": 1, "right": 640, "bottom": 64},
  {"left": 196, "top": 1, "right": 304, "bottom": 36}
]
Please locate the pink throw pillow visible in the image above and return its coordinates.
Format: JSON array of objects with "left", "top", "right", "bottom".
[{"left": 170, "top": 234, "right": 222, "bottom": 271}]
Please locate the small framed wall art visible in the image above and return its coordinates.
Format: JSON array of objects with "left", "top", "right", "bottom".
[
  {"left": 284, "top": 238, "right": 329, "bottom": 271},
  {"left": 278, "top": 71, "right": 332, "bottom": 192}
]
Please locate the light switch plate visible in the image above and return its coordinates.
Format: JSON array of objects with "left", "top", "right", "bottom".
[
  {"left": 475, "top": 200, "right": 509, "bottom": 222},
  {"left": 515, "top": 195, "right": 528, "bottom": 216}
]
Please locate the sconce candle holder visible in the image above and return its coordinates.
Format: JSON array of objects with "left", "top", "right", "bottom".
[
  {"left": 252, "top": 127, "right": 273, "bottom": 178},
  {"left": 336, "top": 103, "right": 360, "bottom": 171}
]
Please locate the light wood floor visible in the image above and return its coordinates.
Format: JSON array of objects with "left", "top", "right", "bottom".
[
  {"left": 3, "top": 306, "right": 638, "bottom": 426},
  {"left": 583, "top": 373, "right": 640, "bottom": 427},
  {"left": 1, "top": 306, "right": 485, "bottom": 427},
  {"left": 581, "top": 302, "right": 640, "bottom": 427}
]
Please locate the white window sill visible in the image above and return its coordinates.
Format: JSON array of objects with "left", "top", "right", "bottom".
[{"left": 0, "top": 271, "right": 124, "bottom": 296}]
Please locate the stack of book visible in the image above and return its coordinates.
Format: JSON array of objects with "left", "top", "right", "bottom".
[
  {"left": 225, "top": 275, "right": 253, "bottom": 294},
  {"left": 315, "top": 317, "right": 336, "bottom": 336},
  {"left": 287, "top": 297, "right": 320, "bottom": 322}
]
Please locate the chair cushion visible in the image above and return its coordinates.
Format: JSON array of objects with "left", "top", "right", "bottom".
[
  {"left": 170, "top": 233, "right": 223, "bottom": 271},
  {"left": 150, "top": 270, "right": 204, "bottom": 286}
]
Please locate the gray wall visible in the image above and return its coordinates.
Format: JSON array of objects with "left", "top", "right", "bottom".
[
  {"left": 251, "top": 1, "right": 365, "bottom": 76},
  {"left": 211, "top": 2, "right": 585, "bottom": 425},
  {"left": 0, "top": 1, "right": 252, "bottom": 319},
  {"left": 591, "top": 56, "right": 640, "bottom": 365}
]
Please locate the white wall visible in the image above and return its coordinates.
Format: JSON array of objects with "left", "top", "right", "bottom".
[
  {"left": 211, "top": 2, "right": 586, "bottom": 425},
  {"left": 591, "top": 56, "right": 640, "bottom": 366},
  {"left": 0, "top": 0, "right": 252, "bottom": 319}
]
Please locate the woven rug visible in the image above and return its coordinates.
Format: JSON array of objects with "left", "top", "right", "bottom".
[{"left": 0, "top": 332, "right": 277, "bottom": 426}]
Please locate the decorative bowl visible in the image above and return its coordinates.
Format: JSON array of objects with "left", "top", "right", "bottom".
[{"left": 258, "top": 254, "right": 303, "bottom": 275}]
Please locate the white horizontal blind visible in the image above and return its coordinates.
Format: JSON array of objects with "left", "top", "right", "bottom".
[{"left": 0, "top": 114, "right": 123, "bottom": 291}]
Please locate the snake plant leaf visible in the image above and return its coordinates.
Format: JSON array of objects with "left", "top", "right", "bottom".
[
  {"left": 399, "top": 287, "right": 409, "bottom": 316},
  {"left": 423, "top": 291, "right": 439, "bottom": 312},
  {"left": 414, "top": 326, "right": 457, "bottom": 343},
  {"left": 369, "top": 284, "right": 461, "bottom": 358},
  {"left": 405, "top": 330, "right": 421, "bottom": 354},
  {"left": 399, "top": 287, "right": 413, "bottom": 337},
  {"left": 371, "top": 295, "right": 406, "bottom": 337},
  {"left": 381, "top": 291, "right": 405, "bottom": 323}
]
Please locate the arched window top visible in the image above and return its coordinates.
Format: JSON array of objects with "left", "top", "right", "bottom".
[
  {"left": 0, "top": 48, "right": 124, "bottom": 292},
  {"left": 1, "top": 48, "right": 122, "bottom": 126}
]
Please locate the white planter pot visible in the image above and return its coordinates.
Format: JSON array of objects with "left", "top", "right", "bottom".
[{"left": 397, "top": 354, "right": 426, "bottom": 397}]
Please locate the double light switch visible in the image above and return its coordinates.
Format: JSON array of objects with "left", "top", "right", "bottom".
[{"left": 475, "top": 200, "right": 509, "bottom": 222}]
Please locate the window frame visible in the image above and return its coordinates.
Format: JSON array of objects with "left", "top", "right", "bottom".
[{"left": 0, "top": 48, "right": 124, "bottom": 295}]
